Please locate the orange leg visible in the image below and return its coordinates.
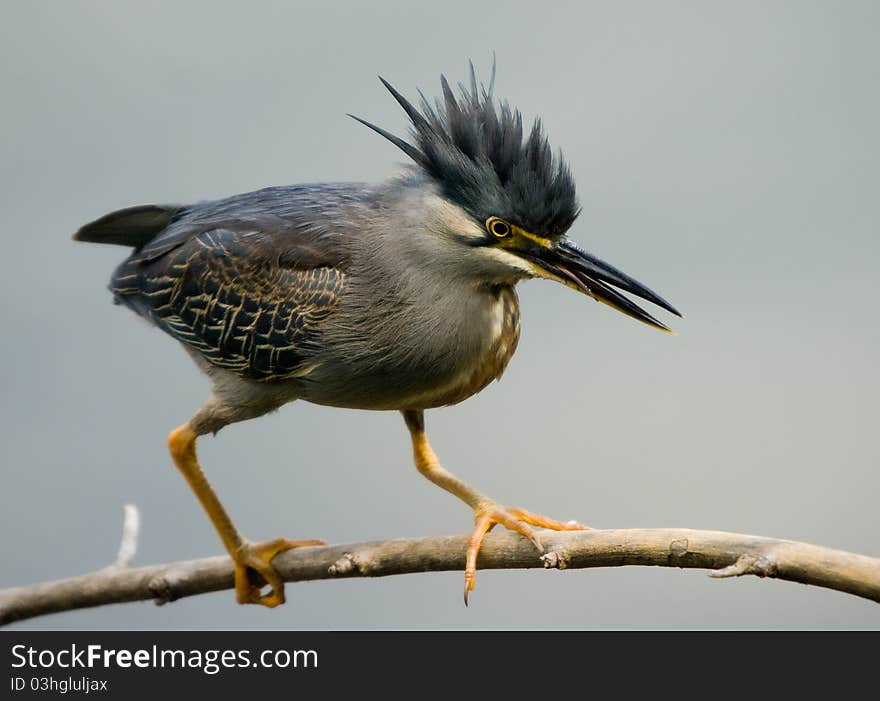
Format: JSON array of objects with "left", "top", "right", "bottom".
[
  {"left": 402, "top": 411, "right": 589, "bottom": 604},
  {"left": 167, "top": 424, "right": 324, "bottom": 607}
]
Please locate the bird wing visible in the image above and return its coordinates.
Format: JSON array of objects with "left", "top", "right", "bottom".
[{"left": 111, "top": 223, "right": 349, "bottom": 381}]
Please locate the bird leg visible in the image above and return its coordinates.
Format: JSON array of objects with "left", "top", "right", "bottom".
[
  {"left": 402, "top": 410, "right": 588, "bottom": 603},
  {"left": 167, "top": 423, "right": 324, "bottom": 608}
]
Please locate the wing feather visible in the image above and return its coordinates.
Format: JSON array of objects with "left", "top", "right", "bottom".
[{"left": 112, "top": 227, "right": 347, "bottom": 380}]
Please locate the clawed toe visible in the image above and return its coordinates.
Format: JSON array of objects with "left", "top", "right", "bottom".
[
  {"left": 233, "top": 538, "right": 325, "bottom": 607},
  {"left": 464, "top": 503, "right": 589, "bottom": 604}
]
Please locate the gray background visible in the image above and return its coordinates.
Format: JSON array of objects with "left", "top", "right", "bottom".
[{"left": 2, "top": 1, "right": 878, "bottom": 629}]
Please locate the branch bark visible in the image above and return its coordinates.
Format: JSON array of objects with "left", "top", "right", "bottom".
[{"left": 2, "top": 527, "right": 879, "bottom": 625}]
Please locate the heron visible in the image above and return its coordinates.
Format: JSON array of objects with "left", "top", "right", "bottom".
[{"left": 74, "top": 62, "right": 681, "bottom": 607}]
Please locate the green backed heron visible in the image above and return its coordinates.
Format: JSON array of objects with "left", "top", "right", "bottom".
[{"left": 74, "top": 63, "right": 681, "bottom": 607}]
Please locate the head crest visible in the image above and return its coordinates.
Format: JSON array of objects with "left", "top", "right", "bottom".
[{"left": 351, "top": 60, "right": 579, "bottom": 238}]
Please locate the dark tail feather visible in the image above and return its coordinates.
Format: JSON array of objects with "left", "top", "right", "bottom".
[{"left": 73, "top": 204, "right": 184, "bottom": 248}]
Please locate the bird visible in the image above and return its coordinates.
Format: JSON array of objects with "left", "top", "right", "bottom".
[{"left": 73, "top": 61, "right": 681, "bottom": 608}]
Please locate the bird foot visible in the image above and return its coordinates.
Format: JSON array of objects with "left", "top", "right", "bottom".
[
  {"left": 464, "top": 503, "right": 589, "bottom": 605},
  {"left": 234, "top": 537, "right": 325, "bottom": 607}
]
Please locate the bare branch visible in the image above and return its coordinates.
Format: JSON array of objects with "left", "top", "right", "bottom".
[
  {"left": 111, "top": 504, "right": 140, "bottom": 569},
  {"left": 1, "top": 528, "right": 878, "bottom": 626}
]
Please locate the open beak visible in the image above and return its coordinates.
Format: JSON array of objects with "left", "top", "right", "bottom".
[{"left": 523, "top": 239, "right": 683, "bottom": 333}]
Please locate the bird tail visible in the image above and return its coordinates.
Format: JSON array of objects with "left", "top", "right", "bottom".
[{"left": 72, "top": 204, "right": 184, "bottom": 248}]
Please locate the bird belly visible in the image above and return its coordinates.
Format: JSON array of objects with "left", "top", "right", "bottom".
[{"left": 299, "top": 285, "right": 521, "bottom": 411}]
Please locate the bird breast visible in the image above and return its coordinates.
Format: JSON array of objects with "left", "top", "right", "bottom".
[
  {"left": 411, "top": 284, "right": 521, "bottom": 409},
  {"left": 303, "top": 282, "right": 521, "bottom": 411}
]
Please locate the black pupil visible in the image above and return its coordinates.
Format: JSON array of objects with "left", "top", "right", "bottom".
[{"left": 493, "top": 221, "right": 509, "bottom": 237}]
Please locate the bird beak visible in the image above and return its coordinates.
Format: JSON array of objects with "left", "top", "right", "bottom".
[{"left": 523, "top": 238, "right": 683, "bottom": 333}]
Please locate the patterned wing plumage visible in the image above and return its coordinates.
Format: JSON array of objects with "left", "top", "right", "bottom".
[{"left": 112, "top": 224, "right": 348, "bottom": 381}]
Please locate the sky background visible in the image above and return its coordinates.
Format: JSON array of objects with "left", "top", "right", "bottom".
[{"left": 1, "top": 1, "right": 878, "bottom": 630}]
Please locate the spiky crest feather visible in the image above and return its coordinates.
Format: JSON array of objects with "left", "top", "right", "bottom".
[{"left": 351, "top": 61, "right": 580, "bottom": 238}]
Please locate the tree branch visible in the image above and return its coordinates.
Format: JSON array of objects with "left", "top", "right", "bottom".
[{"left": 2, "top": 522, "right": 879, "bottom": 625}]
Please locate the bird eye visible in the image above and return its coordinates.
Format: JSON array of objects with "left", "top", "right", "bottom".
[{"left": 486, "top": 217, "right": 511, "bottom": 239}]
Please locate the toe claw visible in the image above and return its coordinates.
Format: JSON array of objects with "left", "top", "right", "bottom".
[
  {"left": 232, "top": 537, "right": 324, "bottom": 608},
  {"left": 461, "top": 502, "right": 590, "bottom": 605}
]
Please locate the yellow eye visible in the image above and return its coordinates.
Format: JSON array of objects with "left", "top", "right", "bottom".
[{"left": 486, "top": 217, "right": 512, "bottom": 238}]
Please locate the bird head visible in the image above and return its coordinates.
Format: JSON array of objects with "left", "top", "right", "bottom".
[{"left": 351, "top": 61, "right": 681, "bottom": 332}]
